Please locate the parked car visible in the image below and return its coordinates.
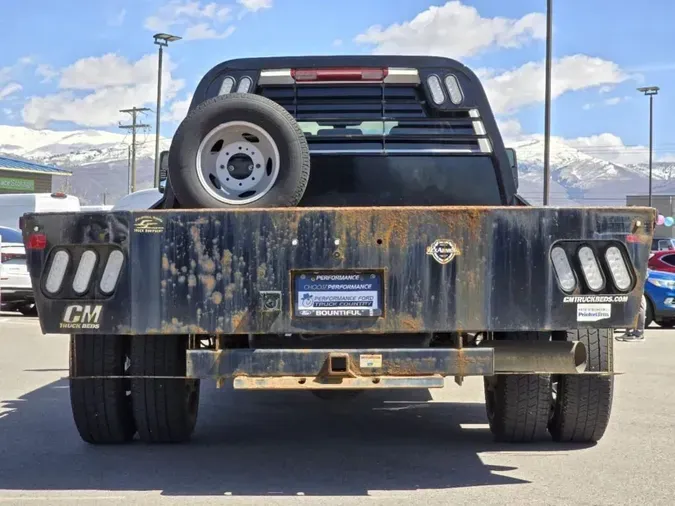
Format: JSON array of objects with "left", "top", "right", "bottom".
[
  {"left": 644, "top": 269, "right": 675, "bottom": 327},
  {"left": 0, "top": 226, "right": 35, "bottom": 315},
  {"left": 0, "top": 192, "right": 80, "bottom": 230},
  {"left": 647, "top": 250, "right": 675, "bottom": 273},
  {"left": 651, "top": 237, "right": 675, "bottom": 252}
]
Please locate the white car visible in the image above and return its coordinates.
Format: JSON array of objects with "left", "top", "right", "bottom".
[{"left": 0, "top": 226, "right": 35, "bottom": 316}]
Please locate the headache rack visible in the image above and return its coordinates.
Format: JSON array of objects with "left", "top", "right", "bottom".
[{"left": 257, "top": 79, "right": 493, "bottom": 155}]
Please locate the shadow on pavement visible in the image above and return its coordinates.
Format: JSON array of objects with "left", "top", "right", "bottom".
[{"left": 0, "top": 379, "right": 588, "bottom": 497}]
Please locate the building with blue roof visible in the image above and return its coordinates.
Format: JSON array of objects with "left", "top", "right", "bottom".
[{"left": 0, "top": 155, "right": 72, "bottom": 195}]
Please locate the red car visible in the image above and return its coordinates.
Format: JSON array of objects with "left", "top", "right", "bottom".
[{"left": 648, "top": 250, "right": 675, "bottom": 273}]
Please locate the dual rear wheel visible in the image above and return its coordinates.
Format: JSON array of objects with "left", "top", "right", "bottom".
[
  {"left": 69, "top": 334, "right": 199, "bottom": 444},
  {"left": 484, "top": 329, "right": 613, "bottom": 443}
]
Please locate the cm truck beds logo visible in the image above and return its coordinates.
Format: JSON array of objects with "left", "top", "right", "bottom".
[
  {"left": 134, "top": 216, "right": 164, "bottom": 233},
  {"left": 60, "top": 304, "right": 103, "bottom": 329},
  {"left": 563, "top": 295, "right": 629, "bottom": 303}
]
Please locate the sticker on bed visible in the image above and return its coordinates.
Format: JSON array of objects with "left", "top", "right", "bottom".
[{"left": 576, "top": 303, "right": 611, "bottom": 322}]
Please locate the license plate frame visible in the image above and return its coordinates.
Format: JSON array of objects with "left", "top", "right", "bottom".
[{"left": 291, "top": 269, "right": 385, "bottom": 319}]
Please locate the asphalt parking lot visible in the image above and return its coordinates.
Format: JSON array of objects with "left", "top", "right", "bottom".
[{"left": 0, "top": 313, "right": 673, "bottom": 506}]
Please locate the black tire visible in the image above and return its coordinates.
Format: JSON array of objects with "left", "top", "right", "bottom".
[
  {"left": 483, "top": 332, "right": 552, "bottom": 443},
  {"left": 69, "top": 334, "right": 136, "bottom": 444},
  {"left": 549, "top": 329, "right": 613, "bottom": 443},
  {"left": 168, "top": 93, "right": 310, "bottom": 209},
  {"left": 657, "top": 319, "right": 675, "bottom": 328},
  {"left": 645, "top": 298, "right": 654, "bottom": 328},
  {"left": 311, "top": 390, "right": 364, "bottom": 400},
  {"left": 130, "top": 335, "right": 200, "bottom": 443}
]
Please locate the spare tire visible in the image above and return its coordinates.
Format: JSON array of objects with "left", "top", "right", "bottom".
[{"left": 168, "top": 93, "right": 310, "bottom": 208}]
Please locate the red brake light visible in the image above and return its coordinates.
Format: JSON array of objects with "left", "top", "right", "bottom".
[
  {"left": 291, "top": 67, "right": 388, "bottom": 82},
  {"left": 51, "top": 192, "right": 67, "bottom": 198},
  {"left": 626, "top": 234, "right": 640, "bottom": 243},
  {"left": 27, "top": 233, "right": 47, "bottom": 250}
]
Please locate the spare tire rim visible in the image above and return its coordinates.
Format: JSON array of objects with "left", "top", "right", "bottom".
[{"left": 196, "top": 121, "right": 281, "bottom": 205}]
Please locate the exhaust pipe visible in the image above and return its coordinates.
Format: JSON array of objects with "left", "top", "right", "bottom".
[{"left": 481, "top": 340, "right": 587, "bottom": 374}]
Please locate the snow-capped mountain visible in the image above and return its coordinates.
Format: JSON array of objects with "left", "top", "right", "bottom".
[
  {"left": 1, "top": 125, "right": 171, "bottom": 204},
  {"left": 0, "top": 125, "right": 171, "bottom": 166},
  {"left": 1, "top": 124, "right": 672, "bottom": 206}
]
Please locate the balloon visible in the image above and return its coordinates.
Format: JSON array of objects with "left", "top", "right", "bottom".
[
  {"left": 665, "top": 217, "right": 674, "bottom": 227},
  {"left": 657, "top": 214, "right": 666, "bottom": 225}
]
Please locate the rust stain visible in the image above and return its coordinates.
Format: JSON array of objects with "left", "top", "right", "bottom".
[
  {"left": 224, "top": 283, "right": 236, "bottom": 300},
  {"left": 390, "top": 313, "right": 424, "bottom": 332},
  {"left": 231, "top": 311, "right": 246, "bottom": 330},
  {"left": 201, "top": 257, "right": 216, "bottom": 274},
  {"left": 190, "top": 225, "right": 201, "bottom": 243},
  {"left": 211, "top": 291, "right": 223, "bottom": 305},
  {"left": 200, "top": 274, "right": 216, "bottom": 294},
  {"left": 221, "top": 250, "right": 233, "bottom": 278}
]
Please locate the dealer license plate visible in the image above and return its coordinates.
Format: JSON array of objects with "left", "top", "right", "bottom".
[{"left": 292, "top": 270, "right": 384, "bottom": 318}]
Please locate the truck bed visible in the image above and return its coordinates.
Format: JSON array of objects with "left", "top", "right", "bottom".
[{"left": 22, "top": 205, "right": 654, "bottom": 336}]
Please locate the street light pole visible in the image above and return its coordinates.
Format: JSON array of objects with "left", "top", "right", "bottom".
[
  {"left": 543, "top": 0, "right": 553, "bottom": 206},
  {"left": 637, "top": 86, "right": 659, "bottom": 207},
  {"left": 153, "top": 33, "right": 181, "bottom": 188}
]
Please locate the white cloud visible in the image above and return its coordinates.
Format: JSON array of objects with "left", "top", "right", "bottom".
[
  {"left": 482, "top": 55, "right": 628, "bottom": 115},
  {"left": 565, "top": 133, "right": 652, "bottom": 165},
  {"left": 497, "top": 118, "right": 523, "bottom": 143},
  {"left": 183, "top": 23, "right": 235, "bottom": 40},
  {"left": 109, "top": 9, "right": 127, "bottom": 26},
  {"left": 0, "top": 57, "right": 34, "bottom": 84},
  {"left": 167, "top": 94, "right": 193, "bottom": 122},
  {"left": 355, "top": 1, "right": 545, "bottom": 59},
  {"left": 237, "top": 0, "right": 272, "bottom": 12},
  {"left": 582, "top": 95, "right": 631, "bottom": 111},
  {"left": 145, "top": 1, "right": 234, "bottom": 40},
  {"left": 332, "top": 39, "right": 343, "bottom": 47},
  {"left": 2, "top": 108, "right": 13, "bottom": 119},
  {"left": 0, "top": 83, "right": 22, "bottom": 100},
  {"left": 35, "top": 64, "right": 59, "bottom": 83},
  {"left": 22, "top": 53, "right": 184, "bottom": 129}
]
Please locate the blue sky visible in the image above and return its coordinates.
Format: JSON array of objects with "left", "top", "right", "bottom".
[{"left": 1, "top": 0, "right": 674, "bottom": 163}]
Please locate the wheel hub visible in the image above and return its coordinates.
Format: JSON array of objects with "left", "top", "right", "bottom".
[{"left": 215, "top": 141, "right": 266, "bottom": 193}]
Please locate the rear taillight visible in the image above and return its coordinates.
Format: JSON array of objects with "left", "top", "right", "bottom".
[
  {"left": 291, "top": 67, "right": 388, "bottom": 82},
  {"left": 27, "top": 233, "right": 47, "bottom": 250},
  {"left": 578, "top": 246, "right": 605, "bottom": 292},
  {"left": 551, "top": 246, "right": 576, "bottom": 292},
  {"left": 44, "top": 250, "right": 70, "bottom": 294},
  {"left": 100, "top": 250, "right": 125, "bottom": 294}
]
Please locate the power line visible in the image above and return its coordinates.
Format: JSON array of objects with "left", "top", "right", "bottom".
[{"left": 119, "top": 107, "right": 151, "bottom": 193}]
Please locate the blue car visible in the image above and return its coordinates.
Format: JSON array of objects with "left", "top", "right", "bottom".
[{"left": 644, "top": 269, "right": 675, "bottom": 328}]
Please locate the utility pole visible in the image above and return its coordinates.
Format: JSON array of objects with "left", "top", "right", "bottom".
[
  {"left": 637, "top": 86, "right": 659, "bottom": 207},
  {"left": 543, "top": 0, "right": 553, "bottom": 206},
  {"left": 153, "top": 33, "right": 181, "bottom": 188},
  {"left": 119, "top": 107, "right": 150, "bottom": 193},
  {"left": 127, "top": 145, "right": 131, "bottom": 194}
]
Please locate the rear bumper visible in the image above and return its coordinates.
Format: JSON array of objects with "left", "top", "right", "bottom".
[
  {"left": 185, "top": 340, "right": 593, "bottom": 388},
  {"left": 22, "top": 206, "right": 655, "bottom": 335}
]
